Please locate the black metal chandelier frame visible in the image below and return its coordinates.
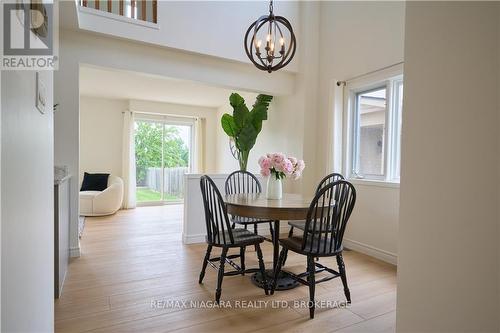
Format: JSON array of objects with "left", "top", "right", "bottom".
[{"left": 244, "top": 0, "right": 297, "bottom": 73}]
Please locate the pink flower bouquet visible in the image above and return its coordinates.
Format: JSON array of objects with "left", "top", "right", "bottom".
[{"left": 258, "top": 153, "right": 305, "bottom": 180}]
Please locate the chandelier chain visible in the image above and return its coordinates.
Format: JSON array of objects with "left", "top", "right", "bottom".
[{"left": 269, "top": 0, "right": 273, "bottom": 14}]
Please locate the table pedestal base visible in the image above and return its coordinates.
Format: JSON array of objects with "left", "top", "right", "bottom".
[{"left": 251, "top": 269, "right": 299, "bottom": 291}]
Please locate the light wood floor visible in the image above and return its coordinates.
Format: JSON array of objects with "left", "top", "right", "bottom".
[{"left": 55, "top": 205, "right": 397, "bottom": 333}]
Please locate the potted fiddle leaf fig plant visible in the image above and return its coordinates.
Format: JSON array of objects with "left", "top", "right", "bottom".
[{"left": 221, "top": 93, "right": 273, "bottom": 171}]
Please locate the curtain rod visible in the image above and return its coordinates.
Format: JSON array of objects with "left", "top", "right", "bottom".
[
  {"left": 122, "top": 110, "right": 199, "bottom": 120},
  {"left": 336, "top": 61, "right": 404, "bottom": 86}
]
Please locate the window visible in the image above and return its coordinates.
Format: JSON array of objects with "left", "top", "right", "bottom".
[
  {"left": 345, "top": 66, "right": 403, "bottom": 182},
  {"left": 134, "top": 116, "right": 195, "bottom": 205}
]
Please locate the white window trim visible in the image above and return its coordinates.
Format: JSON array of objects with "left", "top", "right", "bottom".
[
  {"left": 349, "top": 178, "right": 400, "bottom": 189},
  {"left": 342, "top": 63, "right": 403, "bottom": 185}
]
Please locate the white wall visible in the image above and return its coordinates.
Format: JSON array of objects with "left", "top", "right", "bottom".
[
  {"left": 0, "top": 69, "right": 2, "bottom": 330},
  {"left": 129, "top": 99, "right": 219, "bottom": 173},
  {"left": 55, "top": 26, "right": 298, "bottom": 256},
  {"left": 60, "top": 2, "right": 404, "bottom": 263},
  {"left": 80, "top": 96, "right": 220, "bottom": 182},
  {"left": 1, "top": 71, "right": 54, "bottom": 332},
  {"left": 72, "top": 1, "right": 300, "bottom": 72},
  {"left": 80, "top": 96, "right": 127, "bottom": 182},
  {"left": 215, "top": 93, "right": 288, "bottom": 172},
  {"left": 314, "top": 1, "right": 405, "bottom": 263},
  {"left": 397, "top": 2, "right": 499, "bottom": 331},
  {"left": 214, "top": 91, "right": 312, "bottom": 195}
]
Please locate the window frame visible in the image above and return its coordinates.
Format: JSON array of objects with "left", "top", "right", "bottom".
[
  {"left": 390, "top": 79, "right": 404, "bottom": 182},
  {"left": 134, "top": 114, "right": 196, "bottom": 206},
  {"left": 343, "top": 64, "right": 403, "bottom": 184}
]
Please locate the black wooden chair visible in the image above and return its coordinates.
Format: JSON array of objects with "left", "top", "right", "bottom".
[
  {"left": 199, "top": 175, "right": 268, "bottom": 303},
  {"left": 225, "top": 170, "right": 274, "bottom": 242},
  {"left": 288, "top": 173, "right": 344, "bottom": 237},
  {"left": 272, "top": 180, "right": 356, "bottom": 319}
]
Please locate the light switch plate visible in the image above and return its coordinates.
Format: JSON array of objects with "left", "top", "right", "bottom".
[{"left": 36, "top": 72, "right": 46, "bottom": 114}]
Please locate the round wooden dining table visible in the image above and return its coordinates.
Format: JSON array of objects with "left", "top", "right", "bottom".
[{"left": 224, "top": 193, "right": 312, "bottom": 290}]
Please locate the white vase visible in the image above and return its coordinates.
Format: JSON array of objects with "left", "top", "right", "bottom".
[{"left": 266, "top": 176, "right": 283, "bottom": 200}]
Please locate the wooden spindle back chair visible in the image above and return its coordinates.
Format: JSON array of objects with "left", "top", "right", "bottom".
[
  {"left": 199, "top": 175, "right": 268, "bottom": 302},
  {"left": 225, "top": 171, "right": 274, "bottom": 240},
  {"left": 272, "top": 180, "right": 356, "bottom": 319},
  {"left": 288, "top": 173, "right": 345, "bottom": 236}
]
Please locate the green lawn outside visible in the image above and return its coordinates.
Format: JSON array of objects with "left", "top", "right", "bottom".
[{"left": 136, "top": 188, "right": 182, "bottom": 202}]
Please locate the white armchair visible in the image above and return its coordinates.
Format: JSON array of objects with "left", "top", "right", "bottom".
[{"left": 80, "top": 175, "right": 124, "bottom": 216}]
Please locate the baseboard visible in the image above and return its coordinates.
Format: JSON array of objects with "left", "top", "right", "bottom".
[
  {"left": 343, "top": 238, "right": 397, "bottom": 265},
  {"left": 69, "top": 246, "right": 81, "bottom": 258},
  {"left": 183, "top": 233, "right": 206, "bottom": 244},
  {"left": 59, "top": 269, "right": 68, "bottom": 297}
]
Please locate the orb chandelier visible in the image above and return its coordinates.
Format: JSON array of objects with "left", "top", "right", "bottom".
[{"left": 244, "top": 0, "right": 297, "bottom": 73}]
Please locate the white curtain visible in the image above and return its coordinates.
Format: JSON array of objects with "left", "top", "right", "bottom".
[
  {"left": 193, "top": 117, "right": 205, "bottom": 173},
  {"left": 122, "top": 111, "right": 137, "bottom": 209},
  {"left": 326, "top": 80, "right": 345, "bottom": 174}
]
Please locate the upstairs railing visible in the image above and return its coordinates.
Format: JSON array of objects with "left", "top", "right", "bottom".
[{"left": 80, "top": 0, "right": 157, "bottom": 24}]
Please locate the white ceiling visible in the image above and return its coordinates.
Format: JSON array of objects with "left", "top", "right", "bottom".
[{"left": 79, "top": 66, "right": 241, "bottom": 108}]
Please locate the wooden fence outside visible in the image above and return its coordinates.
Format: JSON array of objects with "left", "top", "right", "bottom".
[{"left": 145, "top": 167, "right": 188, "bottom": 198}]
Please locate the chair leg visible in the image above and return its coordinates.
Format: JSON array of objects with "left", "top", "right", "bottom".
[
  {"left": 307, "top": 255, "right": 316, "bottom": 319},
  {"left": 255, "top": 243, "right": 269, "bottom": 295},
  {"left": 282, "top": 246, "right": 289, "bottom": 267},
  {"left": 288, "top": 226, "right": 294, "bottom": 237},
  {"left": 231, "top": 222, "right": 236, "bottom": 229},
  {"left": 336, "top": 253, "right": 351, "bottom": 304},
  {"left": 271, "top": 247, "right": 288, "bottom": 295},
  {"left": 215, "top": 247, "right": 228, "bottom": 303},
  {"left": 253, "top": 224, "right": 259, "bottom": 252},
  {"left": 198, "top": 245, "right": 212, "bottom": 284},
  {"left": 269, "top": 222, "right": 274, "bottom": 242},
  {"left": 240, "top": 246, "right": 246, "bottom": 275}
]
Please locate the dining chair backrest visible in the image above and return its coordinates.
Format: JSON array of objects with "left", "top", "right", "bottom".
[
  {"left": 225, "top": 170, "right": 262, "bottom": 195},
  {"left": 302, "top": 180, "right": 356, "bottom": 255},
  {"left": 200, "top": 175, "right": 234, "bottom": 245},
  {"left": 315, "top": 173, "right": 344, "bottom": 194}
]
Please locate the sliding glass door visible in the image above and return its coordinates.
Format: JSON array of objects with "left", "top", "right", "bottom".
[{"left": 134, "top": 117, "right": 193, "bottom": 205}]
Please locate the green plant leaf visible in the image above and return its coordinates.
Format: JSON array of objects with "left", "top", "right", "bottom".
[
  {"left": 221, "top": 93, "right": 273, "bottom": 171},
  {"left": 233, "top": 104, "right": 249, "bottom": 130},
  {"left": 229, "top": 93, "right": 245, "bottom": 107},
  {"left": 252, "top": 94, "right": 273, "bottom": 110},
  {"left": 250, "top": 106, "right": 268, "bottom": 133},
  {"left": 221, "top": 114, "right": 236, "bottom": 137},
  {"left": 250, "top": 94, "right": 273, "bottom": 133},
  {"left": 237, "top": 124, "right": 257, "bottom": 151},
  {"left": 230, "top": 93, "right": 249, "bottom": 130}
]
